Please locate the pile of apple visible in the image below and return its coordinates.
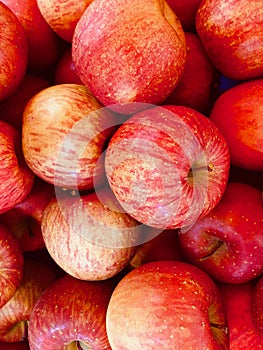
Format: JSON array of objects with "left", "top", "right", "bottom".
[{"left": 0, "top": 0, "right": 262, "bottom": 348}]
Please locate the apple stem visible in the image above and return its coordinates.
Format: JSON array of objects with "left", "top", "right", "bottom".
[
  {"left": 199, "top": 240, "right": 224, "bottom": 261},
  {"left": 210, "top": 323, "right": 228, "bottom": 335},
  {"left": 188, "top": 163, "right": 214, "bottom": 178}
]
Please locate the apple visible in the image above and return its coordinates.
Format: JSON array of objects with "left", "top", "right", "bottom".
[
  {"left": 0, "top": 223, "right": 24, "bottom": 309},
  {"left": 166, "top": 0, "right": 201, "bottom": 31},
  {"left": 72, "top": 0, "right": 187, "bottom": 109},
  {"left": 0, "top": 74, "right": 50, "bottom": 131},
  {"left": 28, "top": 273, "right": 117, "bottom": 349},
  {"left": 219, "top": 281, "right": 263, "bottom": 348},
  {"left": 106, "top": 260, "right": 229, "bottom": 349},
  {"left": 178, "top": 182, "right": 263, "bottom": 284},
  {"left": 22, "top": 84, "right": 116, "bottom": 190},
  {"left": 36, "top": 0, "right": 93, "bottom": 42},
  {"left": 164, "top": 31, "right": 215, "bottom": 115},
  {"left": 54, "top": 47, "right": 83, "bottom": 85},
  {"left": 0, "top": 2, "right": 28, "bottom": 101},
  {"left": 41, "top": 185, "right": 140, "bottom": 280},
  {"left": 0, "top": 257, "right": 57, "bottom": 342},
  {"left": 209, "top": 78, "right": 263, "bottom": 171},
  {"left": 105, "top": 105, "right": 230, "bottom": 229},
  {"left": 196, "top": 0, "right": 263, "bottom": 81},
  {"left": 130, "top": 227, "right": 185, "bottom": 268},
  {"left": 0, "top": 177, "right": 55, "bottom": 252},
  {"left": 0, "top": 121, "right": 35, "bottom": 214},
  {"left": 252, "top": 275, "right": 263, "bottom": 336},
  {"left": 1, "top": 0, "right": 61, "bottom": 73}
]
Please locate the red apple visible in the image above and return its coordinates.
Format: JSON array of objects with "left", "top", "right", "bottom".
[
  {"left": 28, "top": 274, "right": 117, "bottom": 349},
  {"left": 72, "top": 0, "right": 187, "bottom": 109},
  {"left": 0, "top": 74, "right": 50, "bottom": 131},
  {"left": 196, "top": 0, "right": 263, "bottom": 81},
  {"left": 0, "top": 2, "right": 28, "bottom": 101},
  {"left": 130, "top": 227, "right": 185, "bottom": 268},
  {"left": 106, "top": 260, "right": 229, "bottom": 349},
  {"left": 22, "top": 84, "right": 116, "bottom": 190},
  {"left": 252, "top": 275, "right": 263, "bottom": 336},
  {"left": 0, "top": 258, "right": 57, "bottom": 342},
  {"left": 219, "top": 281, "right": 263, "bottom": 349},
  {"left": 0, "top": 121, "right": 35, "bottom": 214},
  {"left": 41, "top": 186, "right": 140, "bottom": 280},
  {"left": 105, "top": 105, "right": 230, "bottom": 229},
  {"left": 36, "top": 0, "right": 93, "bottom": 42},
  {"left": 54, "top": 47, "right": 83, "bottom": 85},
  {"left": 0, "top": 177, "right": 55, "bottom": 252},
  {"left": 178, "top": 182, "right": 263, "bottom": 283},
  {"left": 209, "top": 78, "right": 263, "bottom": 171},
  {"left": 1, "top": 0, "right": 61, "bottom": 73},
  {"left": 166, "top": 0, "right": 201, "bottom": 31},
  {"left": 164, "top": 31, "right": 215, "bottom": 114},
  {"left": 0, "top": 223, "right": 24, "bottom": 309}
]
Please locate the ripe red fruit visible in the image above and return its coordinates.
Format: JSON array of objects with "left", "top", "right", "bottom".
[
  {"left": 0, "top": 2, "right": 28, "bottom": 101},
  {"left": 209, "top": 78, "right": 263, "bottom": 171},
  {"left": 196, "top": 0, "right": 263, "bottom": 80}
]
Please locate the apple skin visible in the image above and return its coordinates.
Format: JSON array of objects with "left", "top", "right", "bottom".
[
  {"left": 196, "top": 0, "right": 263, "bottom": 81},
  {"left": 36, "top": 0, "right": 93, "bottom": 42},
  {"left": 178, "top": 182, "right": 263, "bottom": 284},
  {"left": 130, "top": 227, "right": 185, "bottom": 268},
  {"left": 0, "top": 74, "right": 49, "bottom": 131},
  {"left": 41, "top": 186, "right": 140, "bottom": 281},
  {"left": 28, "top": 274, "right": 117, "bottom": 350},
  {"left": 219, "top": 281, "right": 263, "bottom": 349},
  {"left": 0, "top": 223, "right": 24, "bottom": 309},
  {"left": 252, "top": 275, "right": 263, "bottom": 336},
  {"left": 0, "top": 177, "right": 55, "bottom": 252},
  {"left": 166, "top": 0, "right": 201, "bottom": 31},
  {"left": 209, "top": 78, "right": 263, "bottom": 171},
  {"left": 0, "top": 2, "right": 28, "bottom": 101},
  {"left": 22, "top": 84, "right": 116, "bottom": 191},
  {"left": 1, "top": 0, "right": 61, "bottom": 73},
  {"left": 0, "top": 258, "right": 57, "bottom": 342},
  {"left": 54, "top": 48, "right": 83, "bottom": 85},
  {"left": 105, "top": 105, "right": 230, "bottom": 229},
  {"left": 106, "top": 260, "right": 229, "bottom": 349},
  {"left": 72, "top": 0, "right": 187, "bottom": 108},
  {"left": 0, "top": 121, "right": 35, "bottom": 214},
  {"left": 164, "top": 31, "right": 215, "bottom": 115}
]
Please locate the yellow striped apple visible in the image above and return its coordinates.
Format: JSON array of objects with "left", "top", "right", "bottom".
[
  {"left": 0, "top": 121, "right": 34, "bottom": 214},
  {"left": 22, "top": 84, "right": 116, "bottom": 191},
  {"left": 0, "top": 258, "right": 57, "bottom": 342},
  {"left": 28, "top": 274, "right": 117, "bottom": 349},
  {"left": 106, "top": 260, "right": 229, "bottom": 349},
  {"left": 41, "top": 186, "right": 140, "bottom": 280},
  {"left": 72, "top": 0, "right": 187, "bottom": 109},
  {"left": 0, "top": 223, "right": 24, "bottom": 309},
  {"left": 105, "top": 105, "right": 230, "bottom": 229},
  {"left": 196, "top": 0, "right": 263, "bottom": 80},
  {"left": 0, "top": 2, "right": 28, "bottom": 101}
]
